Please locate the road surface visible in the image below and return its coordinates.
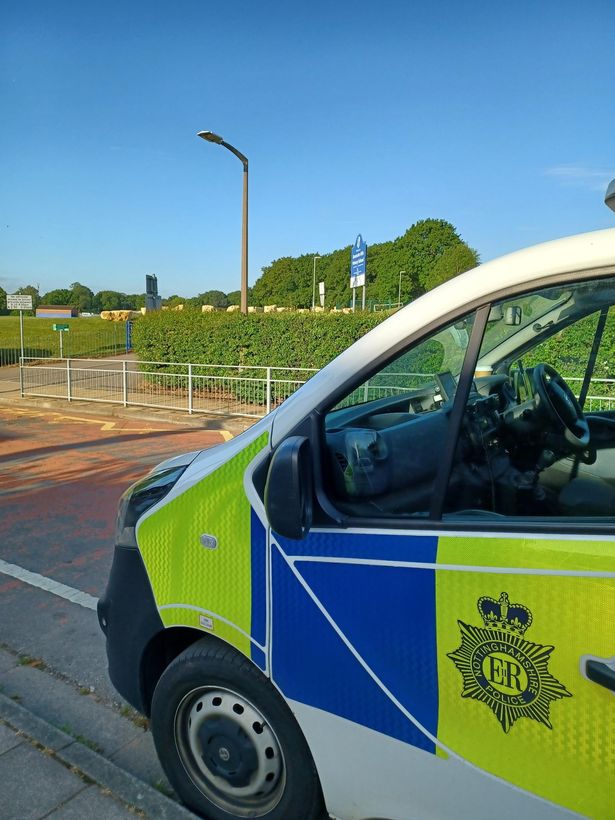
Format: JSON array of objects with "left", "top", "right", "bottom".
[{"left": 0, "top": 405, "right": 231, "bottom": 814}]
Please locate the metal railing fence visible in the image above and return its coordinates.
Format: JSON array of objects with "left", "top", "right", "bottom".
[
  {"left": 17, "top": 357, "right": 615, "bottom": 418},
  {"left": 20, "top": 358, "right": 318, "bottom": 419},
  {"left": 561, "top": 377, "right": 615, "bottom": 412},
  {"left": 335, "top": 373, "right": 433, "bottom": 408}
]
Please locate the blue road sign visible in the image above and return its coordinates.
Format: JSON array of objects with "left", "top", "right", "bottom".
[{"left": 350, "top": 234, "right": 367, "bottom": 288}]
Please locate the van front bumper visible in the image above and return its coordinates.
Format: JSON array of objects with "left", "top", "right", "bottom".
[{"left": 97, "top": 545, "right": 164, "bottom": 714}]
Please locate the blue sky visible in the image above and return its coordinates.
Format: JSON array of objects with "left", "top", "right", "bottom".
[{"left": 2, "top": 0, "right": 614, "bottom": 298}]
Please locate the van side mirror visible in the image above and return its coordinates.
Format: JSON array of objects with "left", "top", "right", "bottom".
[{"left": 264, "top": 436, "right": 313, "bottom": 540}]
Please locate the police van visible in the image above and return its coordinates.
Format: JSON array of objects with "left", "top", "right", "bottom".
[{"left": 99, "top": 189, "right": 615, "bottom": 820}]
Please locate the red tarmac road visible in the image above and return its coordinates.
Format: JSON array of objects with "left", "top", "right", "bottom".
[
  {"left": 0, "top": 404, "right": 236, "bottom": 807},
  {"left": 0, "top": 405, "right": 230, "bottom": 598}
]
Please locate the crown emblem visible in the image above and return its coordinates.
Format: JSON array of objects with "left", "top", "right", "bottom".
[{"left": 478, "top": 592, "right": 532, "bottom": 635}]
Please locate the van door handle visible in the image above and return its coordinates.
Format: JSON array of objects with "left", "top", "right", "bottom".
[{"left": 585, "top": 660, "right": 615, "bottom": 692}]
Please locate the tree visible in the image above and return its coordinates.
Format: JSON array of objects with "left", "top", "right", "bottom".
[
  {"left": 423, "top": 244, "right": 479, "bottom": 292},
  {"left": 194, "top": 290, "right": 229, "bottom": 309},
  {"left": 249, "top": 219, "right": 477, "bottom": 309},
  {"left": 253, "top": 255, "right": 319, "bottom": 308},
  {"left": 16, "top": 285, "right": 40, "bottom": 309},
  {"left": 96, "top": 290, "right": 126, "bottom": 311},
  {"left": 164, "top": 295, "right": 188, "bottom": 309},
  {"left": 0, "top": 285, "right": 6, "bottom": 313},
  {"left": 124, "top": 293, "right": 146, "bottom": 310},
  {"left": 70, "top": 282, "right": 94, "bottom": 313},
  {"left": 226, "top": 288, "right": 253, "bottom": 307},
  {"left": 42, "top": 288, "right": 73, "bottom": 306},
  {"left": 398, "top": 218, "right": 465, "bottom": 295}
]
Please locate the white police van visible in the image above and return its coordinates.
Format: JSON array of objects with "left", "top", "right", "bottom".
[{"left": 99, "top": 185, "right": 615, "bottom": 820}]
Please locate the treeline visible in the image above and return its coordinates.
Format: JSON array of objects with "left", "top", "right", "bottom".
[
  {"left": 1, "top": 218, "right": 478, "bottom": 313},
  {"left": 0, "top": 282, "right": 148, "bottom": 314},
  {"left": 253, "top": 219, "right": 478, "bottom": 309},
  {"left": 0, "top": 283, "right": 243, "bottom": 314}
]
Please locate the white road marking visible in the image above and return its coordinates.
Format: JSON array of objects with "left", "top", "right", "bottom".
[{"left": 0, "top": 558, "right": 98, "bottom": 611}]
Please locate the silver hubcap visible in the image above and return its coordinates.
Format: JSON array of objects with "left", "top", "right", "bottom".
[{"left": 174, "top": 686, "right": 285, "bottom": 816}]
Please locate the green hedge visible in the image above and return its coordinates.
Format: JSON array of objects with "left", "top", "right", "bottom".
[
  {"left": 132, "top": 310, "right": 393, "bottom": 405},
  {"left": 132, "top": 307, "right": 615, "bottom": 408},
  {"left": 525, "top": 312, "right": 615, "bottom": 400},
  {"left": 132, "top": 310, "right": 391, "bottom": 370},
  {"left": 133, "top": 308, "right": 615, "bottom": 378}
]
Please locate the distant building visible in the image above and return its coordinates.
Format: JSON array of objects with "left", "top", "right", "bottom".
[{"left": 36, "top": 305, "right": 78, "bottom": 319}]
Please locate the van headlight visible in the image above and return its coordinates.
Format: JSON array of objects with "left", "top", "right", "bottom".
[{"left": 115, "top": 466, "right": 186, "bottom": 548}]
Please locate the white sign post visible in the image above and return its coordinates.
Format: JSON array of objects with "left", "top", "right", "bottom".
[
  {"left": 7, "top": 294, "right": 33, "bottom": 361},
  {"left": 319, "top": 281, "right": 325, "bottom": 308}
]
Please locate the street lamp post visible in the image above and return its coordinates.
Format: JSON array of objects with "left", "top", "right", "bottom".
[
  {"left": 398, "top": 270, "right": 406, "bottom": 307},
  {"left": 312, "top": 255, "right": 321, "bottom": 311},
  {"left": 197, "top": 130, "right": 249, "bottom": 315}
]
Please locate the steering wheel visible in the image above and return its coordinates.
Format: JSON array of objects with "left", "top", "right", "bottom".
[{"left": 532, "top": 363, "right": 590, "bottom": 450}]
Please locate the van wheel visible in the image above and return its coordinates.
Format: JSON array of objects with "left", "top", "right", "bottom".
[{"left": 151, "top": 638, "right": 325, "bottom": 820}]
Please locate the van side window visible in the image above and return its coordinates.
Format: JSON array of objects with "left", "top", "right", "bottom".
[
  {"left": 324, "top": 314, "right": 475, "bottom": 518},
  {"left": 443, "top": 277, "right": 615, "bottom": 520}
]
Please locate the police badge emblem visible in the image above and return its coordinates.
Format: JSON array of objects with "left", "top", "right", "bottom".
[{"left": 448, "top": 592, "right": 572, "bottom": 733}]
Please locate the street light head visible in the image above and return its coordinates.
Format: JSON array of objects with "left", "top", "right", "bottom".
[{"left": 197, "top": 130, "right": 224, "bottom": 144}]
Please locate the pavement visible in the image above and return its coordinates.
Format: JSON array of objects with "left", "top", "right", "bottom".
[
  {"left": 0, "top": 374, "right": 258, "bottom": 818},
  {"left": 0, "top": 647, "right": 195, "bottom": 819}
]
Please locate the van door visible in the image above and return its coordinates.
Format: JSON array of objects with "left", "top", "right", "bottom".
[{"left": 268, "top": 281, "right": 615, "bottom": 819}]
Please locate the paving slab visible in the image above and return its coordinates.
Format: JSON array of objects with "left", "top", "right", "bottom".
[
  {"left": 0, "top": 663, "right": 142, "bottom": 757},
  {"left": 0, "top": 647, "right": 17, "bottom": 675},
  {"left": 110, "top": 730, "right": 175, "bottom": 795},
  {"left": 0, "top": 652, "right": 171, "bottom": 793},
  {"left": 0, "top": 694, "right": 75, "bottom": 753},
  {"left": 62, "top": 741, "right": 193, "bottom": 819},
  {"left": 1, "top": 741, "right": 86, "bottom": 820},
  {"left": 0, "top": 653, "right": 171, "bottom": 792},
  {"left": 0, "top": 721, "right": 23, "bottom": 755},
  {"left": 45, "top": 784, "right": 138, "bottom": 819},
  {"left": 0, "top": 693, "right": 196, "bottom": 819},
  {"left": 0, "top": 714, "right": 170, "bottom": 819}
]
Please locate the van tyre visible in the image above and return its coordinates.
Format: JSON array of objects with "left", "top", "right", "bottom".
[{"left": 151, "top": 638, "right": 325, "bottom": 820}]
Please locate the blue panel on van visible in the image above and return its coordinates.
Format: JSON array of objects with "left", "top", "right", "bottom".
[
  {"left": 275, "top": 529, "right": 438, "bottom": 563},
  {"left": 251, "top": 645, "right": 266, "bottom": 671},
  {"left": 270, "top": 545, "right": 435, "bottom": 754},
  {"left": 250, "top": 509, "right": 267, "bottom": 648},
  {"left": 297, "top": 558, "right": 438, "bottom": 741}
]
